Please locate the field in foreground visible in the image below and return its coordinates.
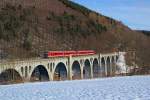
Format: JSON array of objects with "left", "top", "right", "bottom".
[{"left": 0, "top": 76, "right": 150, "bottom": 100}]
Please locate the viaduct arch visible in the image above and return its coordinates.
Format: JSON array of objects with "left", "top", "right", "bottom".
[
  {"left": 83, "top": 59, "right": 91, "bottom": 79},
  {"left": 93, "top": 58, "right": 100, "bottom": 78},
  {"left": 30, "top": 65, "right": 49, "bottom": 82},
  {"left": 0, "top": 52, "right": 120, "bottom": 83},
  {"left": 72, "top": 61, "right": 81, "bottom": 80},
  {"left": 53, "top": 62, "right": 68, "bottom": 81},
  {"left": 0, "top": 69, "right": 23, "bottom": 84}
]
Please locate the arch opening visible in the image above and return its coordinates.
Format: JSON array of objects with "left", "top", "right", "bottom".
[
  {"left": 72, "top": 61, "right": 81, "bottom": 80},
  {"left": 111, "top": 57, "right": 116, "bottom": 76},
  {"left": 0, "top": 69, "right": 23, "bottom": 85},
  {"left": 30, "top": 65, "right": 49, "bottom": 82},
  {"left": 107, "top": 57, "right": 111, "bottom": 76},
  {"left": 53, "top": 62, "right": 67, "bottom": 81},
  {"left": 83, "top": 59, "right": 91, "bottom": 79},
  {"left": 101, "top": 57, "right": 105, "bottom": 76},
  {"left": 93, "top": 58, "right": 100, "bottom": 78},
  {"left": 116, "top": 55, "right": 119, "bottom": 62}
]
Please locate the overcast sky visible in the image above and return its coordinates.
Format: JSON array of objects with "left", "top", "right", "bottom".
[{"left": 72, "top": 0, "right": 150, "bottom": 30}]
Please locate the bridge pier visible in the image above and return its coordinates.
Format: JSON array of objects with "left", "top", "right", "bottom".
[
  {"left": 104, "top": 58, "right": 107, "bottom": 76},
  {"left": 68, "top": 55, "right": 73, "bottom": 80},
  {"left": 90, "top": 66, "right": 93, "bottom": 79},
  {"left": 49, "top": 73, "right": 53, "bottom": 81},
  {"left": 99, "top": 54, "right": 103, "bottom": 77},
  {"left": 81, "top": 65, "right": 84, "bottom": 79},
  {"left": 99, "top": 58, "right": 102, "bottom": 77},
  {"left": 109, "top": 57, "right": 112, "bottom": 76},
  {"left": 114, "top": 56, "right": 117, "bottom": 75}
]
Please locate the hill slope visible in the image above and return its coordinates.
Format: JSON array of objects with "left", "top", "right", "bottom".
[
  {"left": 0, "top": 0, "right": 149, "bottom": 66},
  {"left": 137, "top": 30, "right": 150, "bottom": 37}
]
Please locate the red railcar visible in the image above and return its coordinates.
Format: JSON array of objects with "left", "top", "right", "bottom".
[{"left": 44, "top": 50, "right": 95, "bottom": 58}]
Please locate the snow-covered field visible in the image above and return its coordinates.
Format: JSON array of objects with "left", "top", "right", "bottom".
[{"left": 0, "top": 76, "right": 150, "bottom": 100}]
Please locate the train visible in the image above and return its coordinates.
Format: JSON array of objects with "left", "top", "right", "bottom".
[{"left": 43, "top": 50, "right": 96, "bottom": 58}]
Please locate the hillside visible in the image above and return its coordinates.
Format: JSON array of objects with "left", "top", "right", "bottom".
[
  {"left": 0, "top": 0, "right": 149, "bottom": 66},
  {"left": 137, "top": 30, "right": 150, "bottom": 37}
]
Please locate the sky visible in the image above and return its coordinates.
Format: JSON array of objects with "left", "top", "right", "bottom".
[{"left": 72, "top": 0, "right": 150, "bottom": 30}]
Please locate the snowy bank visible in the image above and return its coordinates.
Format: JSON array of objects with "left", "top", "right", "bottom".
[{"left": 0, "top": 76, "right": 150, "bottom": 100}]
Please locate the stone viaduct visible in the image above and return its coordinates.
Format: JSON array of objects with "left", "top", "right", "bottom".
[{"left": 0, "top": 52, "right": 119, "bottom": 83}]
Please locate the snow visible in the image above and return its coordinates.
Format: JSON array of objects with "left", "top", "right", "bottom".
[
  {"left": 0, "top": 76, "right": 150, "bottom": 100},
  {"left": 116, "top": 52, "right": 128, "bottom": 74}
]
